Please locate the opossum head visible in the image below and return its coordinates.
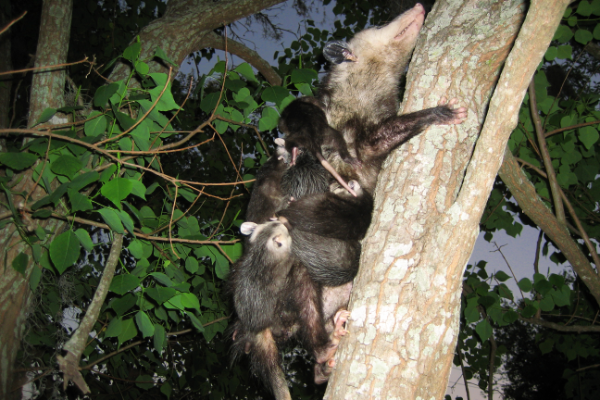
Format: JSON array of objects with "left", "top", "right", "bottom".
[
  {"left": 240, "top": 220, "right": 292, "bottom": 259},
  {"left": 322, "top": 3, "right": 426, "bottom": 125}
]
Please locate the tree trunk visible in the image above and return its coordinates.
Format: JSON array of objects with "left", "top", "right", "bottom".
[
  {"left": 0, "top": 0, "right": 72, "bottom": 398},
  {"left": 324, "top": 0, "right": 570, "bottom": 398}
]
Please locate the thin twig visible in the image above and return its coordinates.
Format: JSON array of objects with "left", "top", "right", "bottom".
[{"left": 0, "top": 57, "right": 90, "bottom": 76}]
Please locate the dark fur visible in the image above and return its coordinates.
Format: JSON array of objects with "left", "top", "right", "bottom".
[
  {"left": 280, "top": 151, "right": 330, "bottom": 200},
  {"left": 279, "top": 97, "right": 358, "bottom": 167},
  {"left": 278, "top": 180, "right": 373, "bottom": 241},
  {"left": 228, "top": 220, "right": 346, "bottom": 399}
]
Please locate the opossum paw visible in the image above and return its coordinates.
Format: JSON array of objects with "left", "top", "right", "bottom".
[
  {"left": 314, "top": 358, "right": 337, "bottom": 384},
  {"left": 438, "top": 97, "right": 467, "bottom": 125}
]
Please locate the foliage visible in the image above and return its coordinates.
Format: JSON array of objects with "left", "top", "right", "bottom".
[
  {"left": 455, "top": 1, "right": 600, "bottom": 398},
  {"left": 0, "top": 20, "right": 333, "bottom": 395}
]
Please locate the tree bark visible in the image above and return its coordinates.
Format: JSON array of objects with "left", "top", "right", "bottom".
[
  {"left": 324, "top": 0, "right": 570, "bottom": 398},
  {"left": 109, "top": 0, "right": 285, "bottom": 81},
  {"left": 0, "top": 1, "right": 72, "bottom": 398}
]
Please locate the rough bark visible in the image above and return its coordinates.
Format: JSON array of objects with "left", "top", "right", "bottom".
[
  {"left": 324, "top": 0, "right": 570, "bottom": 399},
  {"left": 0, "top": 1, "right": 72, "bottom": 398},
  {"left": 499, "top": 149, "right": 600, "bottom": 306},
  {"left": 109, "top": 0, "right": 285, "bottom": 81},
  {"left": 0, "top": 7, "right": 13, "bottom": 129}
]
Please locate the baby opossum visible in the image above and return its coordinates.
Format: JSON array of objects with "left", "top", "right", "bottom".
[
  {"left": 279, "top": 97, "right": 360, "bottom": 196},
  {"left": 228, "top": 220, "right": 352, "bottom": 399},
  {"left": 245, "top": 138, "right": 290, "bottom": 224},
  {"left": 278, "top": 179, "right": 373, "bottom": 241}
]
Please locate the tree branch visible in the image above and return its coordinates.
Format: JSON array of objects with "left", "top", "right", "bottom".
[
  {"left": 528, "top": 80, "right": 566, "bottom": 223},
  {"left": 58, "top": 233, "right": 124, "bottom": 394},
  {"left": 499, "top": 149, "right": 600, "bottom": 306},
  {"left": 203, "top": 31, "right": 282, "bottom": 86},
  {"left": 519, "top": 316, "right": 600, "bottom": 333}
]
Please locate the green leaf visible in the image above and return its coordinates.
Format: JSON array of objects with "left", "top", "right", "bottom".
[
  {"left": 233, "top": 63, "right": 258, "bottom": 83},
  {"left": 116, "top": 209, "right": 136, "bottom": 235},
  {"left": 99, "top": 165, "right": 117, "bottom": 183},
  {"left": 160, "top": 381, "right": 172, "bottom": 399},
  {"left": 200, "top": 92, "right": 221, "bottom": 113},
  {"left": 135, "top": 311, "right": 155, "bottom": 338},
  {"left": 136, "top": 374, "right": 155, "bottom": 390},
  {"left": 104, "top": 317, "right": 123, "bottom": 338},
  {"left": 74, "top": 229, "right": 94, "bottom": 252},
  {"left": 68, "top": 189, "right": 93, "bottom": 212},
  {"left": 36, "top": 108, "right": 57, "bottom": 125},
  {"left": 180, "top": 293, "right": 200, "bottom": 310},
  {"left": 475, "top": 320, "right": 493, "bottom": 342},
  {"left": 93, "top": 82, "right": 119, "bottom": 108},
  {"left": 135, "top": 61, "right": 149, "bottom": 75},
  {"left": 291, "top": 68, "right": 318, "bottom": 84},
  {"left": 0, "top": 152, "right": 38, "bottom": 170},
  {"left": 29, "top": 265, "right": 42, "bottom": 291},
  {"left": 578, "top": 126, "right": 599, "bottom": 149},
  {"left": 154, "top": 324, "right": 166, "bottom": 353},
  {"left": 101, "top": 178, "right": 133, "bottom": 209},
  {"left": 494, "top": 271, "right": 511, "bottom": 282},
  {"left": 557, "top": 45, "right": 572, "bottom": 59},
  {"left": 518, "top": 278, "right": 533, "bottom": 292},
  {"left": 503, "top": 310, "right": 518, "bottom": 324},
  {"left": 148, "top": 73, "right": 180, "bottom": 111},
  {"left": 539, "top": 338, "right": 554, "bottom": 354},
  {"left": 576, "top": 0, "right": 593, "bottom": 16},
  {"left": 123, "top": 42, "right": 141, "bottom": 62},
  {"left": 97, "top": 208, "right": 124, "bottom": 233},
  {"left": 185, "top": 257, "right": 199, "bottom": 274},
  {"left": 111, "top": 293, "right": 137, "bottom": 316},
  {"left": 128, "top": 239, "right": 144, "bottom": 259},
  {"left": 534, "top": 278, "right": 552, "bottom": 295},
  {"left": 261, "top": 86, "right": 290, "bottom": 107},
  {"left": 49, "top": 230, "right": 81, "bottom": 274},
  {"left": 12, "top": 252, "right": 28, "bottom": 277},
  {"left": 151, "top": 272, "right": 174, "bottom": 287},
  {"left": 539, "top": 295, "right": 555, "bottom": 312},
  {"left": 84, "top": 112, "right": 107, "bottom": 136},
  {"left": 551, "top": 285, "right": 571, "bottom": 307},
  {"left": 544, "top": 46, "right": 557, "bottom": 61},
  {"left": 186, "top": 311, "right": 205, "bottom": 332},
  {"left": 110, "top": 274, "right": 141, "bottom": 295},
  {"left": 153, "top": 47, "right": 178, "bottom": 67},
  {"left": 118, "top": 318, "right": 137, "bottom": 346},
  {"left": 464, "top": 305, "right": 480, "bottom": 324},
  {"left": 146, "top": 287, "right": 176, "bottom": 304},
  {"left": 258, "top": 106, "right": 280, "bottom": 131},
  {"left": 50, "top": 155, "right": 82, "bottom": 180},
  {"left": 574, "top": 29, "right": 593, "bottom": 44}
]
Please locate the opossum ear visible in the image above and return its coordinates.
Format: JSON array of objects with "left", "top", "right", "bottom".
[
  {"left": 324, "top": 40, "right": 357, "bottom": 64},
  {"left": 240, "top": 222, "right": 258, "bottom": 236},
  {"left": 274, "top": 138, "right": 285, "bottom": 147}
]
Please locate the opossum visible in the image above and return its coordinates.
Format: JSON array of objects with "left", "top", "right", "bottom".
[
  {"left": 278, "top": 179, "right": 373, "bottom": 241},
  {"left": 279, "top": 97, "right": 360, "bottom": 196},
  {"left": 228, "top": 220, "right": 351, "bottom": 399},
  {"left": 317, "top": 3, "right": 467, "bottom": 193},
  {"left": 245, "top": 138, "right": 290, "bottom": 224}
]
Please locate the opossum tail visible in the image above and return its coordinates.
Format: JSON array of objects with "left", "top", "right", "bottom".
[{"left": 230, "top": 324, "right": 291, "bottom": 400}]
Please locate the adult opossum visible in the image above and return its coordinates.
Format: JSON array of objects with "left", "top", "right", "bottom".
[{"left": 279, "top": 2, "right": 466, "bottom": 241}]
